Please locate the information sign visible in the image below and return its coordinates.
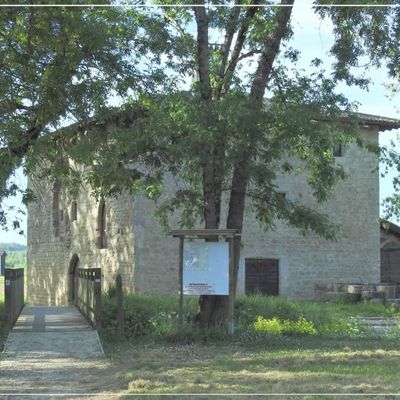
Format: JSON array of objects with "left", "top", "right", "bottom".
[{"left": 183, "top": 241, "right": 229, "bottom": 295}]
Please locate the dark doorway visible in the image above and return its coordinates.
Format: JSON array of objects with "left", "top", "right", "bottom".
[
  {"left": 68, "top": 254, "right": 80, "bottom": 303},
  {"left": 381, "top": 249, "right": 400, "bottom": 283},
  {"left": 245, "top": 258, "right": 279, "bottom": 296}
]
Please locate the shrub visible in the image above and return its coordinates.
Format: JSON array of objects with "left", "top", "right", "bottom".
[
  {"left": 100, "top": 293, "right": 400, "bottom": 343},
  {"left": 101, "top": 292, "right": 198, "bottom": 341},
  {"left": 253, "top": 315, "right": 317, "bottom": 336},
  {"left": 253, "top": 317, "right": 283, "bottom": 335}
]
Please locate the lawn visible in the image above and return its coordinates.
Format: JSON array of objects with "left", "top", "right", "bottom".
[
  {"left": 99, "top": 294, "right": 400, "bottom": 397},
  {"left": 103, "top": 337, "right": 400, "bottom": 397}
]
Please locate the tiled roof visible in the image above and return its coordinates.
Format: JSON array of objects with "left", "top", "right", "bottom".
[
  {"left": 380, "top": 219, "right": 400, "bottom": 238},
  {"left": 356, "top": 113, "right": 400, "bottom": 131}
]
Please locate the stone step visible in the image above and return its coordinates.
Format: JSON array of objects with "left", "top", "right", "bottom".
[
  {"left": 355, "top": 317, "right": 400, "bottom": 334},
  {"left": 386, "top": 298, "right": 400, "bottom": 308},
  {"left": 386, "top": 298, "right": 400, "bottom": 303}
]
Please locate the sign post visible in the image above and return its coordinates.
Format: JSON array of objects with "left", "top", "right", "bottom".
[{"left": 170, "top": 229, "right": 240, "bottom": 335}]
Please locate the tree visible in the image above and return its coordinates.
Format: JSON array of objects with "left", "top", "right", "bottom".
[
  {"left": 0, "top": 2, "right": 172, "bottom": 229},
  {"left": 2, "top": 2, "right": 399, "bottom": 328},
  {"left": 134, "top": 1, "right": 399, "bottom": 327}
]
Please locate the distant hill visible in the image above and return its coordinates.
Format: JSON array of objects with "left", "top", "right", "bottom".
[
  {"left": 0, "top": 243, "right": 26, "bottom": 252},
  {"left": 0, "top": 243, "right": 27, "bottom": 269}
]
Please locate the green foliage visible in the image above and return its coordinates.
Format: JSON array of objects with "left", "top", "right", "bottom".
[
  {"left": 101, "top": 291, "right": 198, "bottom": 341},
  {"left": 0, "top": 4, "right": 175, "bottom": 231},
  {"left": 4, "top": 251, "right": 26, "bottom": 270},
  {"left": 253, "top": 316, "right": 317, "bottom": 336},
  {"left": 100, "top": 294, "right": 400, "bottom": 343}
]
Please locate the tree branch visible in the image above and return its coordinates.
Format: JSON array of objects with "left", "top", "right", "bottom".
[
  {"left": 218, "top": 0, "right": 261, "bottom": 96},
  {"left": 215, "top": 1, "right": 242, "bottom": 97},
  {"left": 236, "top": 49, "right": 263, "bottom": 63},
  {"left": 249, "top": 0, "right": 294, "bottom": 105},
  {"left": 193, "top": 0, "right": 211, "bottom": 101}
]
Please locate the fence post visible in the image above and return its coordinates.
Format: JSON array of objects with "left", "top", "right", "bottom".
[
  {"left": 4, "top": 268, "right": 11, "bottom": 330},
  {"left": 4, "top": 268, "right": 24, "bottom": 331},
  {"left": 94, "top": 268, "right": 102, "bottom": 329},
  {"left": 116, "top": 274, "right": 124, "bottom": 337}
]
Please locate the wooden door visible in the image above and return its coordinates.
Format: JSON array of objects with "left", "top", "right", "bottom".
[{"left": 245, "top": 258, "right": 279, "bottom": 296}]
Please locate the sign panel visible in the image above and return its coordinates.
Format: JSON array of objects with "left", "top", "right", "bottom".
[{"left": 183, "top": 241, "right": 229, "bottom": 295}]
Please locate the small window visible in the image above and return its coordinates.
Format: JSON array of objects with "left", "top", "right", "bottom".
[
  {"left": 97, "top": 200, "right": 107, "bottom": 249},
  {"left": 52, "top": 180, "right": 61, "bottom": 236},
  {"left": 333, "top": 141, "right": 344, "bottom": 157},
  {"left": 71, "top": 201, "right": 77, "bottom": 222}
]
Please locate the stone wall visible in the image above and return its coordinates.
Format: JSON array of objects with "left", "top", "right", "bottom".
[
  {"left": 237, "top": 128, "right": 380, "bottom": 299},
  {"left": 132, "top": 127, "right": 381, "bottom": 300},
  {"left": 28, "top": 127, "right": 381, "bottom": 303},
  {"left": 27, "top": 175, "right": 135, "bottom": 305}
]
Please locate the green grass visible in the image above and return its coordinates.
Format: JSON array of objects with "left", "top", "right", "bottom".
[
  {"left": 100, "top": 293, "right": 400, "bottom": 342},
  {"left": 98, "top": 293, "right": 400, "bottom": 395},
  {"left": 102, "top": 337, "right": 400, "bottom": 396}
]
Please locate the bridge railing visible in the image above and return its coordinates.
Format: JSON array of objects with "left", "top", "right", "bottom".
[
  {"left": 4, "top": 268, "right": 24, "bottom": 330},
  {"left": 75, "top": 268, "right": 102, "bottom": 328}
]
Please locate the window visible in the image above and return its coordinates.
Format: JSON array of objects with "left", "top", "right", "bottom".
[
  {"left": 97, "top": 200, "right": 107, "bottom": 249},
  {"left": 71, "top": 201, "right": 77, "bottom": 222},
  {"left": 52, "top": 180, "right": 61, "bottom": 236},
  {"left": 333, "top": 141, "right": 344, "bottom": 157},
  {"left": 245, "top": 258, "right": 279, "bottom": 296}
]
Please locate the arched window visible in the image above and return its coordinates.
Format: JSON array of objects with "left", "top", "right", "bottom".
[
  {"left": 97, "top": 200, "right": 107, "bottom": 249},
  {"left": 71, "top": 201, "right": 77, "bottom": 222},
  {"left": 52, "top": 179, "right": 61, "bottom": 237},
  {"left": 68, "top": 254, "right": 79, "bottom": 303}
]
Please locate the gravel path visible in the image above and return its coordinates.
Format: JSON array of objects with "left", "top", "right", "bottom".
[{"left": 0, "top": 306, "right": 124, "bottom": 399}]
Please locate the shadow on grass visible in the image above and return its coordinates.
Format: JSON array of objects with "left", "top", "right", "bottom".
[{"left": 102, "top": 335, "right": 400, "bottom": 396}]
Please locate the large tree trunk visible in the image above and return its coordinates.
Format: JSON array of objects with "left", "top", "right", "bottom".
[{"left": 195, "top": 1, "right": 294, "bottom": 329}]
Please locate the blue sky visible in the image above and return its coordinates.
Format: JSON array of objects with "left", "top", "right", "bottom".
[{"left": 1, "top": 3, "right": 399, "bottom": 245}]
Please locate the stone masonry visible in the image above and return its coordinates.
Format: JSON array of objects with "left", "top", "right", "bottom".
[{"left": 27, "top": 116, "right": 400, "bottom": 304}]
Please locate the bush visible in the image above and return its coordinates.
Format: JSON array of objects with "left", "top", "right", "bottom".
[
  {"left": 100, "top": 293, "right": 400, "bottom": 343},
  {"left": 101, "top": 292, "right": 198, "bottom": 341},
  {"left": 253, "top": 316, "right": 317, "bottom": 336}
]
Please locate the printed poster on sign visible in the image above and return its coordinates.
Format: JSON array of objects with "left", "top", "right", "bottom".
[{"left": 183, "top": 241, "right": 229, "bottom": 295}]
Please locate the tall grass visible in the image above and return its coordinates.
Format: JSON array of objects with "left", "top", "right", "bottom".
[{"left": 100, "top": 293, "right": 400, "bottom": 343}]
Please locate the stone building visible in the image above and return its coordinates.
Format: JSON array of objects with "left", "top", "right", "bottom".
[{"left": 27, "top": 113, "right": 400, "bottom": 305}]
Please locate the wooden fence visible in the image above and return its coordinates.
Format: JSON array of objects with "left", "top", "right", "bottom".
[
  {"left": 4, "top": 268, "right": 24, "bottom": 330},
  {"left": 75, "top": 268, "right": 102, "bottom": 328}
]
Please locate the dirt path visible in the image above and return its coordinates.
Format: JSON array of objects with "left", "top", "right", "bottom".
[{"left": 0, "top": 306, "right": 126, "bottom": 399}]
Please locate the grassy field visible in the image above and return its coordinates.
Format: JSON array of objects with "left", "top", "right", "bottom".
[
  {"left": 103, "top": 337, "right": 400, "bottom": 397},
  {"left": 98, "top": 294, "right": 400, "bottom": 397}
]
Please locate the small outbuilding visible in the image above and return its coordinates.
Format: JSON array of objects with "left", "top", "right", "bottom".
[{"left": 380, "top": 220, "right": 400, "bottom": 284}]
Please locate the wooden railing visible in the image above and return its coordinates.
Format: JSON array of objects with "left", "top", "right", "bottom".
[
  {"left": 75, "top": 268, "right": 102, "bottom": 328},
  {"left": 4, "top": 268, "right": 24, "bottom": 330}
]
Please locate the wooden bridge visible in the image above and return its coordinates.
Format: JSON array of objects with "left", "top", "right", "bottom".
[
  {"left": 0, "top": 269, "right": 109, "bottom": 396},
  {"left": 2, "top": 267, "right": 103, "bottom": 356}
]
